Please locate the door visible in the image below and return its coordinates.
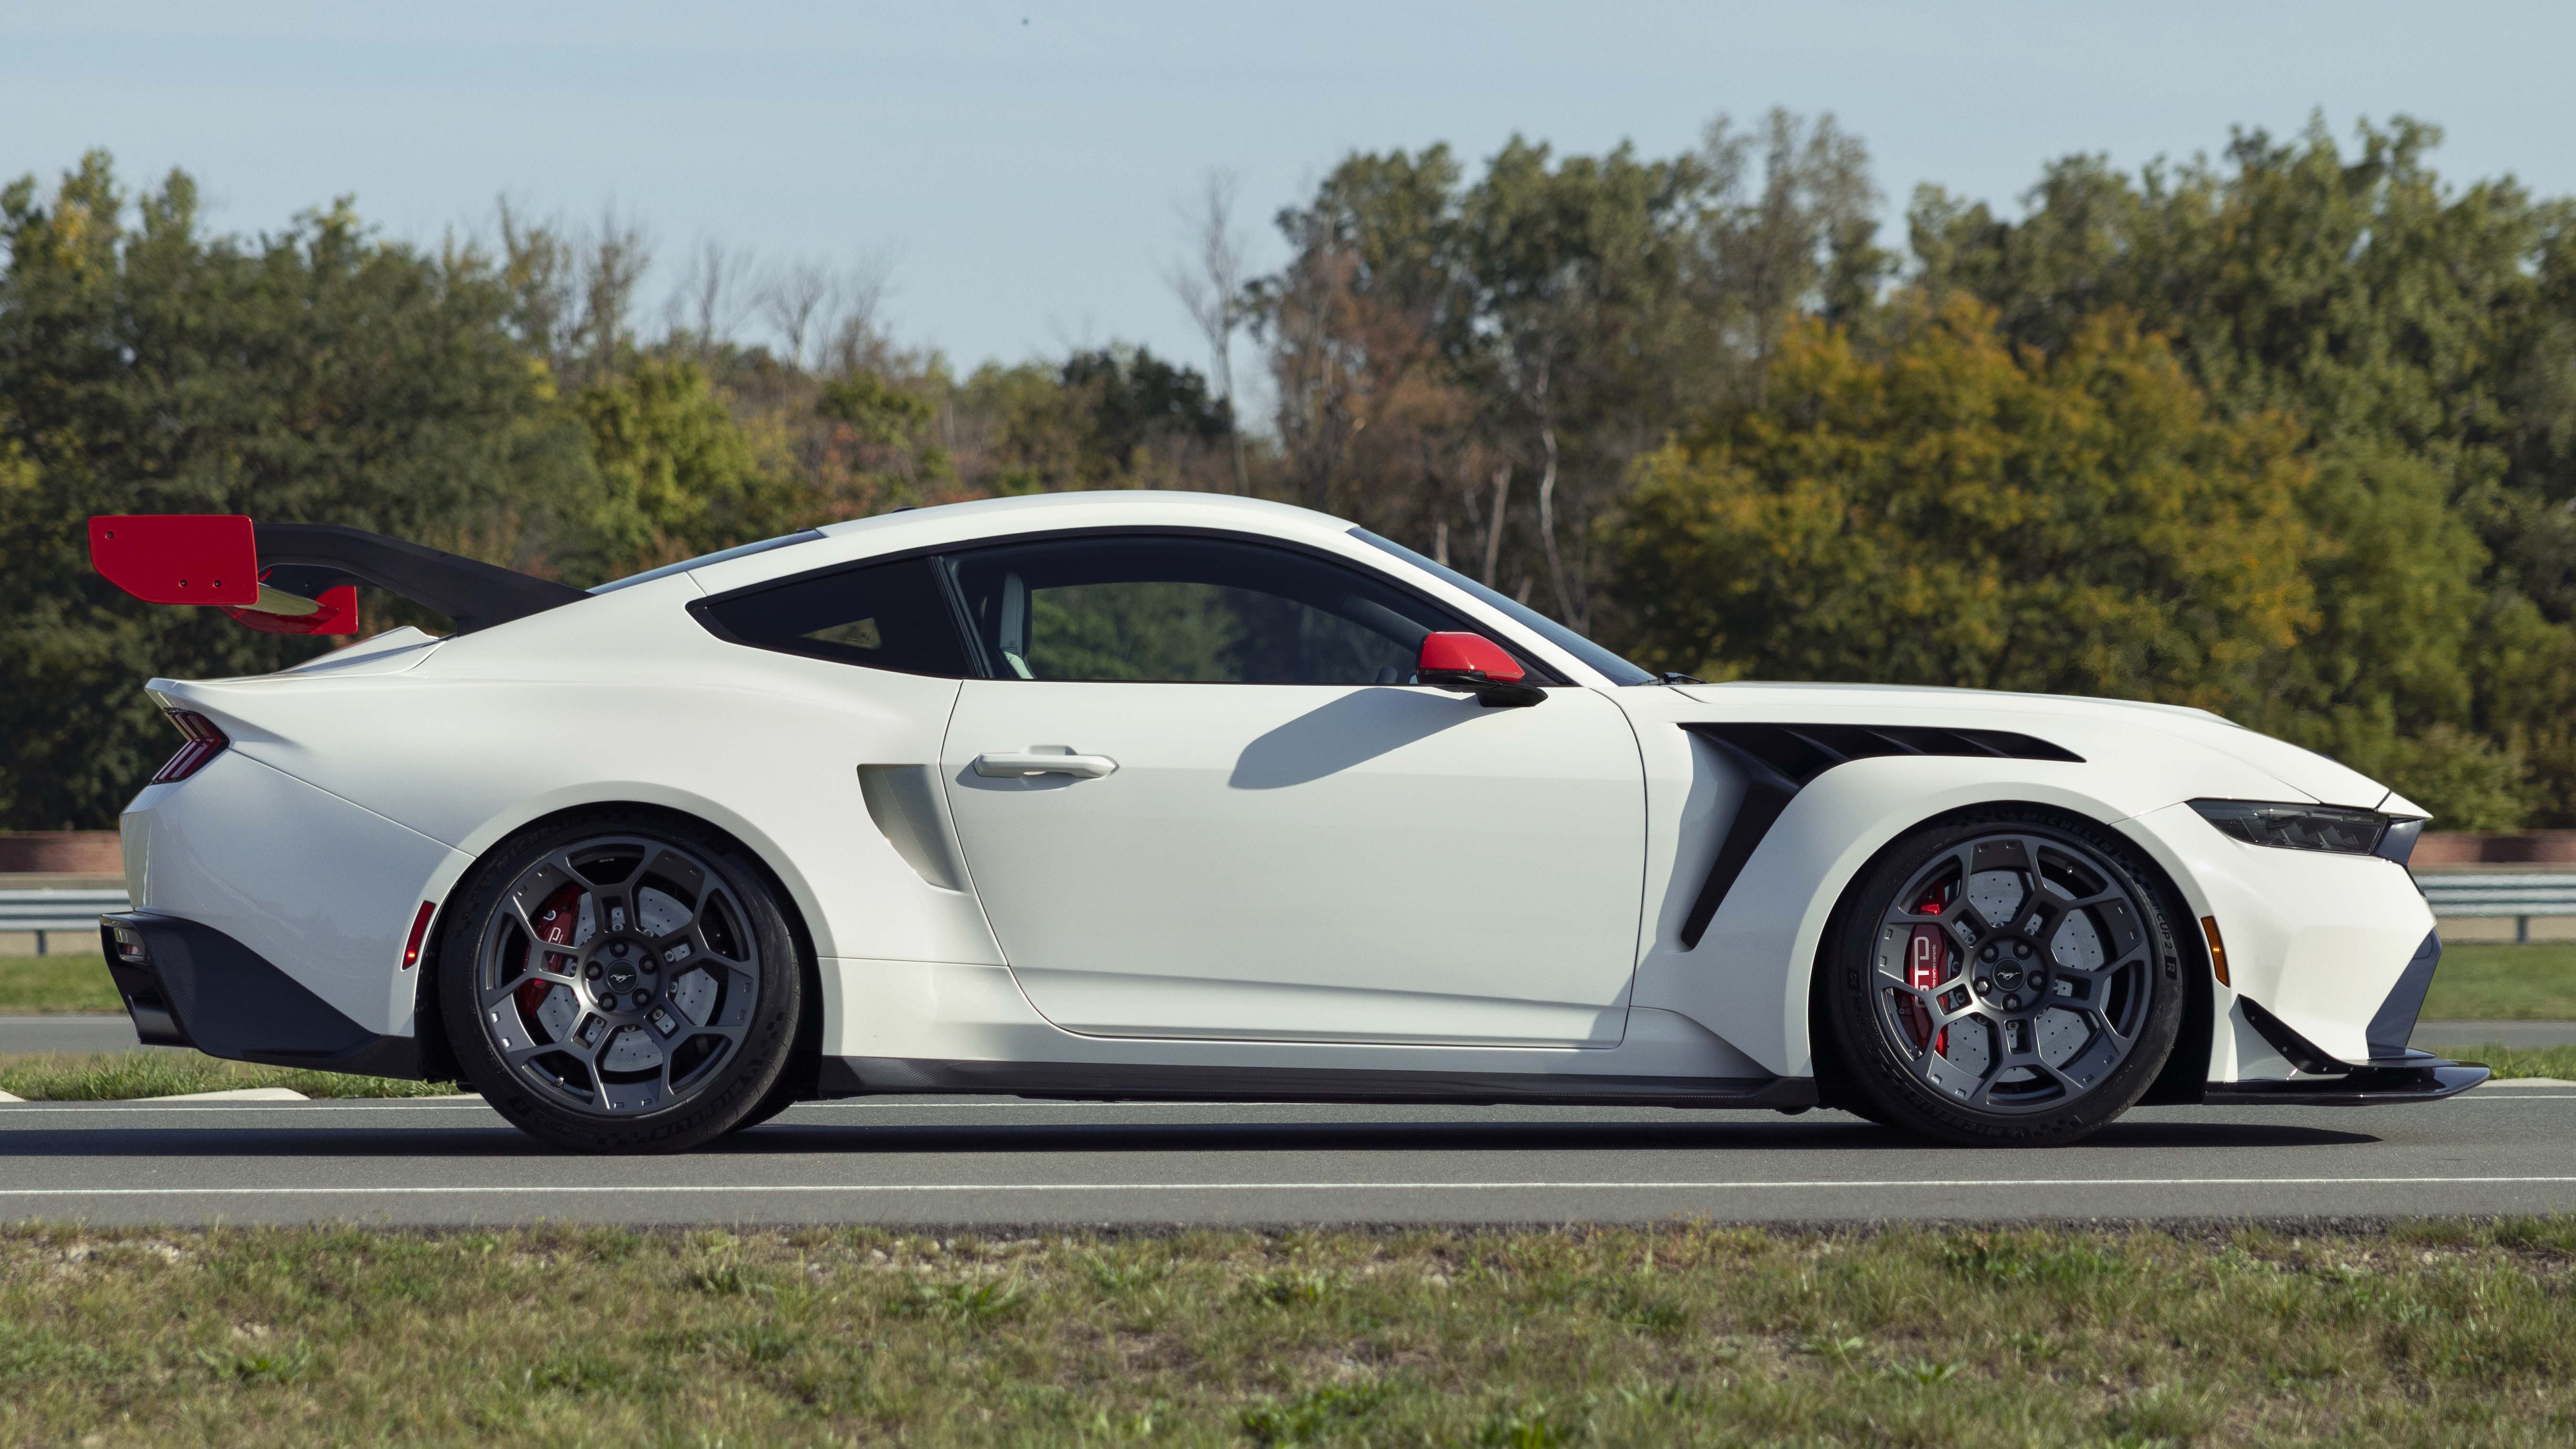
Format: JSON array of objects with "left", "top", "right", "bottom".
[{"left": 935, "top": 532, "right": 1647, "bottom": 1046}]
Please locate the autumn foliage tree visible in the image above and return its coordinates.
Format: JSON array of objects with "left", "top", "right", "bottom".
[{"left": 1611, "top": 296, "right": 2318, "bottom": 714}]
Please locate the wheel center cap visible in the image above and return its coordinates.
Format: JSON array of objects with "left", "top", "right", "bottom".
[
  {"left": 603, "top": 961, "right": 639, "bottom": 994},
  {"left": 1995, "top": 964, "right": 2023, "bottom": 991}
]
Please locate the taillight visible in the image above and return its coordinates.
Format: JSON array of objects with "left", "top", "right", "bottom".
[{"left": 151, "top": 710, "right": 229, "bottom": 784}]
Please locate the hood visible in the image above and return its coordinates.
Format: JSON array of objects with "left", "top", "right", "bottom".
[{"left": 1670, "top": 681, "right": 2399, "bottom": 810}]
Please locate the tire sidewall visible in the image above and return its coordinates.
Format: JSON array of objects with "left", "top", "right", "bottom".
[
  {"left": 438, "top": 811, "right": 803, "bottom": 1153},
  {"left": 1825, "top": 807, "right": 2186, "bottom": 1147}
]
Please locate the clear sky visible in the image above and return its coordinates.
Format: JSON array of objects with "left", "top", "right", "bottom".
[{"left": 9, "top": 2, "right": 2575, "bottom": 377}]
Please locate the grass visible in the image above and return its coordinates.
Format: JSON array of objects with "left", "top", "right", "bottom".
[
  {"left": 0, "top": 953, "right": 122, "bottom": 1013},
  {"left": 2423, "top": 943, "right": 2576, "bottom": 1020},
  {"left": 0, "top": 1052, "right": 457, "bottom": 1101},
  {"left": 2, "top": 1221, "right": 2576, "bottom": 1444}
]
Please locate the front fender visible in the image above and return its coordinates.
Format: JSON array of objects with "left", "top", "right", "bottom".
[{"left": 1634, "top": 755, "right": 2159, "bottom": 1076}]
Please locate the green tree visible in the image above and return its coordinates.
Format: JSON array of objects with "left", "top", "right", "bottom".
[
  {"left": 572, "top": 354, "right": 804, "bottom": 578},
  {"left": 1910, "top": 115, "right": 2576, "bottom": 821},
  {"left": 1610, "top": 296, "right": 2319, "bottom": 720},
  {"left": 1253, "top": 113, "right": 1885, "bottom": 624},
  {"left": 813, "top": 367, "right": 953, "bottom": 510},
  {"left": 0, "top": 153, "right": 593, "bottom": 828}
]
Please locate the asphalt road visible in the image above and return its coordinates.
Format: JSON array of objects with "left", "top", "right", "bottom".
[{"left": 2, "top": 1087, "right": 2572, "bottom": 1227}]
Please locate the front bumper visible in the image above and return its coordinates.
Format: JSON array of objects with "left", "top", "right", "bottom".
[
  {"left": 100, "top": 912, "right": 424, "bottom": 1079},
  {"left": 2196, "top": 927, "right": 2485, "bottom": 1103},
  {"left": 2125, "top": 802, "right": 2447, "bottom": 1089}
]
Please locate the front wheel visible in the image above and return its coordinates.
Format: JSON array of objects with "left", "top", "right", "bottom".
[
  {"left": 438, "top": 812, "right": 803, "bottom": 1152},
  {"left": 1822, "top": 808, "right": 2184, "bottom": 1147}
]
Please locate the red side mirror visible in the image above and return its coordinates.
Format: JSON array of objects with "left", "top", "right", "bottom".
[
  {"left": 89, "top": 516, "right": 259, "bottom": 606},
  {"left": 1417, "top": 631, "right": 1544, "bottom": 706},
  {"left": 1419, "top": 631, "right": 1526, "bottom": 683}
]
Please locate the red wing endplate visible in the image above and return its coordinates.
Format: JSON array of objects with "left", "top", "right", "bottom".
[
  {"left": 88, "top": 515, "right": 258, "bottom": 605},
  {"left": 89, "top": 515, "right": 357, "bottom": 636}
]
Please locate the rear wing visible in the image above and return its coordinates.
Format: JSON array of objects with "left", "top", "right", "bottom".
[{"left": 89, "top": 515, "right": 586, "bottom": 636}]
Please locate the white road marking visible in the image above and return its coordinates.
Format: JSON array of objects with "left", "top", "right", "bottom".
[{"left": 0, "top": 1176, "right": 2573, "bottom": 1198}]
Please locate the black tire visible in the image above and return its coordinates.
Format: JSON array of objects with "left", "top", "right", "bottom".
[
  {"left": 1822, "top": 807, "right": 2185, "bottom": 1147},
  {"left": 439, "top": 810, "right": 803, "bottom": 1153},
  {"left": 736, "top": 1074, "right": 804, "bottom": 1132}
]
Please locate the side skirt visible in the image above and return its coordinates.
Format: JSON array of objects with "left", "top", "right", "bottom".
[{"left": 818, "top": 1056, "right": 1817, "bottom": 1110}]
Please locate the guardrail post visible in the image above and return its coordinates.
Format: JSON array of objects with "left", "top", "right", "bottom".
[
  {"left": 34, "top": 929, "right": 46, "bottom": 956},
  {"left": 2519, "top": 914, "right": 2532, "bottom": 945}
]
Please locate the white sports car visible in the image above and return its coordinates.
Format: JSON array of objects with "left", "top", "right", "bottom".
[{"left": 85, "top": 492, "right": 2482, "bottom": 1151}]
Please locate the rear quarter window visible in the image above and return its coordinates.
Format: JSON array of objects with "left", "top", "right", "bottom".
[{"left": 695, "top": 556, "right": 971, "bottom": 676}]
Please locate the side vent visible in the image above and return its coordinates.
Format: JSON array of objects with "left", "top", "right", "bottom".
[
  {"left": 858, "top": 765, "right": 971, "bottom": 892},
  {"left": 1675, "top": 721, "right": 2085, "bottom": 950}
]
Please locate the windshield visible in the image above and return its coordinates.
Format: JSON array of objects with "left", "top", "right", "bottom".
[
  {"left": 588, "top": 530, "right": 826, "bottom": 594},
  {"left": 1350, "top": 528, "right": 1657, "bottom": 685}
]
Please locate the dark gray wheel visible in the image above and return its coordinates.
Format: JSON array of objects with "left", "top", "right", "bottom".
[
  {"left": 1824, "top": 808, "right": 2184, "bottom": 1146},
  {"left": 439, "top": 813, "right": 801, "bottom": 1152}
]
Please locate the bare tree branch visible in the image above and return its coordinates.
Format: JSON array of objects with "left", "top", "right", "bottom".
[
  {"left": 577, "top": 203, "right": 653, "bottom": 380},
  {"left": 760, "top": 259, "right": 834, "bottom": 370},
  {"left": 666, "top": 238, "right": 757, "bottom": 354},
  {"left": 1165, "top": 169, "right": 1251, "bottom": 492}
]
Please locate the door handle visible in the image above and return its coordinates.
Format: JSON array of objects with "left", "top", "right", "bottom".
[{"left": 974, "top": 749, "right": 1120, "bottom": 779}]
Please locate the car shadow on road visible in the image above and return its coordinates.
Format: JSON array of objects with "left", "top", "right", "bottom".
[
  {"left": 713, "top": 1116, "right": 2382, "bottom": 1156},
  {"left": 0, "top": 1115, "right": 2381, "bottom": 1160}
]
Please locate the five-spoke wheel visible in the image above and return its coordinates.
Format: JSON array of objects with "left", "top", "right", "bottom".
[
  {"left": 438, "top": 813, "right": 802, "bottom": 1152},
  {"left": 1824, "top": 809, "right": 2182, "bottom": 1145}
]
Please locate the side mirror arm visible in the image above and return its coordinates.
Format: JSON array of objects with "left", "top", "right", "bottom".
[{"left": 1418, "top": 668, "right": 1547, "bottom": 708}]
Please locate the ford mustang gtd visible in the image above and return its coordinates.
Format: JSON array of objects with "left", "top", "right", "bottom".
[{"left": 84, "top": 492, "right": 2482, "bottom": 1151}]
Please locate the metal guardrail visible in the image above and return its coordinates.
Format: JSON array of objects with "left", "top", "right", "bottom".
[
  {"left": 2417, "top": 873, "right": 2576, "bottom": 943},
  {"left": 0, "top": 888, "right": 130, "bottom": 955}
]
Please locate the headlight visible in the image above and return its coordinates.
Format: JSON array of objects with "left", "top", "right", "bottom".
[{"left": 2188, "top": 798, "right": 2396, "bottom": 856}]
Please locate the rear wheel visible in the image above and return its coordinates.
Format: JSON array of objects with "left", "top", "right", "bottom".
[
  {"left": 1823, "top": 808, "right": 2183, "bottom": 1147},
  {"left": 439, "top": 812, "right": 802, "bottom": 1152}
]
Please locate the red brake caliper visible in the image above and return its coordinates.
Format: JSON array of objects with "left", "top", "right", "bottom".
[
  {"left": 1904, "top": 884, "right": 1952, "bottom": 1057},
  {"left": 516, "top": 884, "right": 585, "bottom": 1031}
]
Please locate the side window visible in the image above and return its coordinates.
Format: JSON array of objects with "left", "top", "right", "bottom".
[
  {"left": 698, "top": 555, "right": 971, "bottom": 676},
  {"left": 944, "top": 535, "right": 1494, "bottom": 685}
]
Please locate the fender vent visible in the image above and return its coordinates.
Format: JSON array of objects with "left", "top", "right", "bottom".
[
  {"left": 1674, "top": 722, "right": 2085, "bottom": 950},
  {"left": 1685, "top": 722, "right": 2082, "bottom": 786}
]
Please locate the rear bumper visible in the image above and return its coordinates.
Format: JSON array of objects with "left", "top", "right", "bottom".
[{"left": 100, "top": 912, "right": 424, "bottom": 1079}]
